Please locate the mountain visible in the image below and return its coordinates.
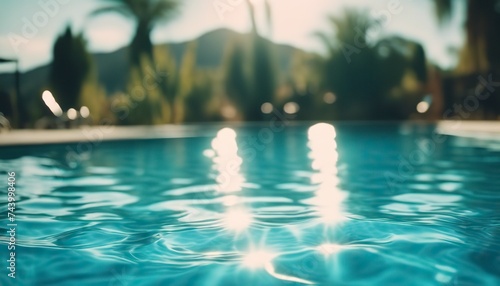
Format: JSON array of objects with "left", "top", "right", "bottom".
[{"left": 0, "top": 28, "right": 308, "bottom": 113}]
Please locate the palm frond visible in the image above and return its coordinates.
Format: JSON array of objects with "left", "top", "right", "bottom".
[
  {"left": 149, "top": 0, "right": 179, "bottom": 23},
  {"left": 327, "top": 9, "right": 373, "bottom": 43}
]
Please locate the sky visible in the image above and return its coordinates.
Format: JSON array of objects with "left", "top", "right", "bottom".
[{"left": 0, "top": 0, "right": 465, "bottom": 72}]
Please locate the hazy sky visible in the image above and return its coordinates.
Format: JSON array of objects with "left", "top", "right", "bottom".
[{"left": 0, "top": 0, "right": 465, "bottom": 72}]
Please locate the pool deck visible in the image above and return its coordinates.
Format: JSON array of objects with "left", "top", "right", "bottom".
[
  {"left": 0, "top": 124, "right": 216, "bottom": 146},
  {"left": 436, "top": 120, "right": 500, "bottom": 139},
  {"left": 0, "top": 121, "right": 499, "bottom": 147}
]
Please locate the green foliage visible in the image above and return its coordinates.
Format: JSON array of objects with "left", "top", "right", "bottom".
[
  {"left": 223, "top": 38, "right": 249, "bottom": 118},
  {"left": 175, "top": 41, "right": 197, "bottom": 122},
  {"left": 110, "top": 55, "right": 170, "bottom": 125},
  {"left": 216, "top": 0, "right": 277, "bottom": 121},
  {"left": 221, "top": 34, "right": 277, "bottom": 121},
  {"left": 50, "top": 26, "right": 91, "bottom": 111},
  {"left": 79, "top": 69, "right": 109, "bottom": 124},
  {"left": 183, "top": 69, "right": 217, "bottom": 122},
  {"left": 154, "top": 45, "right": 178, "bottom": 122},
  {"left": 318, "top": 9, "right": 428, "bottom": 120},
  {"left": 247, "top": 34, "right": 277, "bottom": 120},
  {"left": 434, "top": 0, "right": 500, "bottom": 73}
]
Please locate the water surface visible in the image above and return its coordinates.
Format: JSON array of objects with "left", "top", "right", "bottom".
[{"left": 0, "top": 123, "right": 499, "bottom": 285}]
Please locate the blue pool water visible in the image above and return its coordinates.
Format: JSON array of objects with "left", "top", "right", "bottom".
[{"left": 1, "top": 123, "right": 499, "bottom": 285}]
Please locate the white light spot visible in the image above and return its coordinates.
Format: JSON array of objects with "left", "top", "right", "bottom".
[
  {"left": 217, "top": 127, "right": 237, "bottom": 140},
  {"left": 323, "top": 92, "right": 337, "bottom": 104},
  {"left": 221, "top": 195, "right": 240, "bottom": 206},
  {"left": 41, "top": 90, "right": 63, "bottom": 117},
  {"left": 242, "top": 250, "right": 276, "bottom": 269},
  {"left": 67, "top": 108, "right": 78, "bottom": 120},
  {"left": 210, "top": 127, "right": 245, "bottom": 193},
  {"left": 284, "top": 102, "right": 299, "bottom": 114},
  {"left": 417, "top": 101, "right": 430, "bottom": 113},
  {"left": 316, "top": 243, "right": 343, "bottom": 255},
  {"left": 435, "top": 273, "right": 452, "bottom": 284},
  {"left": 203, "top": 149, "right": 215, "bottom": 158},
  {"left": 261, "top": 102, "right": 273, "bottom": 114},
  {"left": 80, "top": 106, "right": 90, "bottom": 118},
  {"left": 308, "top": 123, "right": 336, "bottom": 141},
  {"left": 223, "top": 208, "right": 253, "bottom": 232}
]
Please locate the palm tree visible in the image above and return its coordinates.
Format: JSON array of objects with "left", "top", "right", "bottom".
[
  {"left": 243, "top": 0, "right": 277, "bottom": 120},
  {"left": 435, "top": 0, "right": 500, "bottom": 73},
  {"left": 316, "top": 9, "right": 428, "bottom": 120},
  {"left": 93, "top": 0, "right": 179, "bottom": 66},
  {"left": 50, "top": 26, "right": 92, "bottom": 111}
]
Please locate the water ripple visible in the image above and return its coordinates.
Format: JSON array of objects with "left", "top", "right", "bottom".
[{"left": 1, "top": 123, "right": 499, "bottom": 285}]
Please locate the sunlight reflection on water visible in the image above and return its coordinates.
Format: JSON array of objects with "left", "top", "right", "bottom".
[{"left": 1, "top": 123, "right": 499, "bottom": 285}]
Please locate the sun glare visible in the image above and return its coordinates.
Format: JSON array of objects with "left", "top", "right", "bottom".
[
  {"left": 306, "top": 123, "right": 349, "bottom": 225},
  {"left": 222, "top": 208, "right": 253, "bottom": 232},
  {"left": 210, "top": 128, "right": 246, "bottom": 193},
  {"left": 316, "top": 243, "right": 344, "bottom": 255},
  {"left": 242, "top": 249, "right": 276, "bottom": 269}
]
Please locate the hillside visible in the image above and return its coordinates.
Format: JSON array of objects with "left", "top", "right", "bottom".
[{"left": 0, "top": 28, "right": 307, "bottom": 104}]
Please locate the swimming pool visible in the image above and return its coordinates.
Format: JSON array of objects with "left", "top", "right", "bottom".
[{"left": 1, "top": 122, "right": 499, "bottom": 285}]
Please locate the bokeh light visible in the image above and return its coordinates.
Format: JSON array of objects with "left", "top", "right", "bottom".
[
  {"left": 41, "top": 90, "right": 63, "bottom": 117},
  {"left": 80, "top": 106, "right": 90, "bottom": 118},
  {"left": 67, "top": 108, "right": 77, "bottom": 120}
]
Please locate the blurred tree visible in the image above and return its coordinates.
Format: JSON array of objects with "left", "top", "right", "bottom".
[
  {"left": 285, "top": 50, "right": 323, "bottom": 120},
  {"left": 244, "top": 0, "right": 277, "bottom": 121},
  {"left": 223, "top": 38, "right": 249, "bottom": 119},
  {"left": 93, "top": 0, "right": 179, "bottom": 66},
  {"left": 154, "top": 45, "right": 178, "bottom": 123},
  {"left": 435, "top": 0, "right": 500, "bottom": 73},
  {"left": 0, "top": 87, "right": 13, "bottom": 120},
  {"left": 50, "top": 26, "right": 92, "bottom": 111},
  {"left": 435, "top": 0, "right": 500, "bottom": 119},
  {"left": 184, "top": 69, "right": 216, "bottom": 122},
  {"left": 176, "top": 41, "right": 197, "bottom": 123},
  {"left": 79, "top": 68, "right": 109, "bottom": 124},
  {"left": 317, "top": 10, "right": 376, "bottom": 119},
  {"left": 317, "top": 9, "right": 428, "bottom": 120},
  {"left": 121, "top": 55, "right": 170, "bottom": 125}
]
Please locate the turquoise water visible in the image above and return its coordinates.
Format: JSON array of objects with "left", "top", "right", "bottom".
[{"left": 1, "top": 123, "right": 499, "bottom": 285}]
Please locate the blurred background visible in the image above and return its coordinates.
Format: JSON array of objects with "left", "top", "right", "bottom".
[{"left": 0, "top": 0, "right": 499, "bottom": 129}]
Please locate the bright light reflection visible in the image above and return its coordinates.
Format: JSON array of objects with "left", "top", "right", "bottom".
[
  {"left": 223, "top": 208, "right": 253, "bottom": 232},
  {"left": 203, "top": 149, "right": 215, "bottom": 158},
  {"left": 323, "top": 92, "right": 337, "bottom": 104},
  {"left": 308, "top": 123, "right": 336, "bottom": 141},
  {"left": 242, "top": 248, "right": 315, "bottom": 284},
  {"left": 221, "top": 195, "right": 240, "bottom": 206},
  {"left": 316, "top": 243, "right": 344, "bottom": 255},
  {"left": 242, "top": 250, "right": 276, "bottom": 269},
  {"left": 307, "top": 123, "right": 348, "bottom": 225},
  {"left": 67, "top": 108, "right": 77, "bottom": 120},
  {"left": 80, "top": 106, "right": 90, "bottom": 118},
  {"left": 417, "top": 101, "right": 430, "bottom": 113},
  {"left": 261, "top": 102, "right": 273, "bottom": 114},
  {"left": 42, "top": 90, "right": 63, "bottom": 117},
  {"left": 203, "top": 251, "right": 223, "bottom": 258},
  {"left": 284, "top": 102, "right": 300, "bottom": 114},
  {"left": 210, "top": 128, "right": 245, "bottom": 193}
]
